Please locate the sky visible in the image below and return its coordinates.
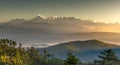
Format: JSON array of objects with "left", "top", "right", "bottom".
[{"left": 0, "top": 0, "right": 120, "bottom": 23}]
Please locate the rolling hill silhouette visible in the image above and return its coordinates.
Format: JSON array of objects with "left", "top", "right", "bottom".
[{"left": 38, "top": 39, "right": 120, "bottom": 62}]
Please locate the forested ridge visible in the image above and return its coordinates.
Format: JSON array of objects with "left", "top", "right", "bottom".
[{"left": 0, "top": 39, "right": 120, "bottom": 65}]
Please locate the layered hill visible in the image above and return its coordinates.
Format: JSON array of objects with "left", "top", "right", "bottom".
[
  {"left": 38, "top": 39, "right": 120, "bottom": 61},
  {"left": 0, "top": 16, "right": 120, "bottom": 47}
]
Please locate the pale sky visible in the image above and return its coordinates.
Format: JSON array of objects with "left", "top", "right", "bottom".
[{"left": 0, "top": 0, "right": 120, "bottom": 23}]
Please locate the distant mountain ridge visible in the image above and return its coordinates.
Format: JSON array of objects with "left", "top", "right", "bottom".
[
  {"left": 0, "top": 16, "right": 120, "bottom": 47},
  {"left": 0, "top": 15, "right": 105, "bottom": 26}
]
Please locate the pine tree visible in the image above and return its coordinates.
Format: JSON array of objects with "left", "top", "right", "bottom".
[
  {"left": 64, "top": 52, "right": 78, "bottom": 65},
  {"left": 94, "top": 49, "right": 120, "bottom": 65}
]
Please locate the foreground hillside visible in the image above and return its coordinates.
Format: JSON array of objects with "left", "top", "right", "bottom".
[
  {"left": 0, "top": 39, "right": 65, "bottom": 65},
  {"left": 0, "top": 39, "right": 120, "bottom": 65},
  {"left": 38, "top": 39, "right": 120, "bottom": 61}
]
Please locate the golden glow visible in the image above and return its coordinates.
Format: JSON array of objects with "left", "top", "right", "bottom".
[{"left": 84, "top": 26, "right": 120, "bottom": 33}]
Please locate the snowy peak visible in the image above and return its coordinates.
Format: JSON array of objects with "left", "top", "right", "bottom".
[{"left": 29, "top": 16, "right": 45, "bottom": 23}]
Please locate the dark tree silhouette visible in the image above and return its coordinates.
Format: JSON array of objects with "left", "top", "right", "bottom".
[
  {"left": 94, "top": 49, "right": 120, "bottom": 65},
  {"left": 64, "top": 52, "right": 78, "bottom": 65}
]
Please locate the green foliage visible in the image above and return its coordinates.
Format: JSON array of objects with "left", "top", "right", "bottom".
[
  {"left": 0, "top": 39, "right": 38, "bottom": 65},
  {"left": 0, "top": 39, "right": 65, "bottom": 65},
  {"left": 64, "top": 52, "right": 79, "bottom": 65},
  {"left": 94, "top": 49, "right": 120, "bottom": 65},
  {"left": 1, "top": 39, "right": 120, "bottom": 65}
]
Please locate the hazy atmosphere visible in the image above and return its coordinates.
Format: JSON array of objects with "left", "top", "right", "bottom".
[
  {"left": 0, "top": 0, "right": 120, "bottom": 48},
  {"left": 1, "top": 0, "right": 120, "bottom": 65},
  {"left": 0, "top": 15, "right": 120, "bottom": 47}
]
